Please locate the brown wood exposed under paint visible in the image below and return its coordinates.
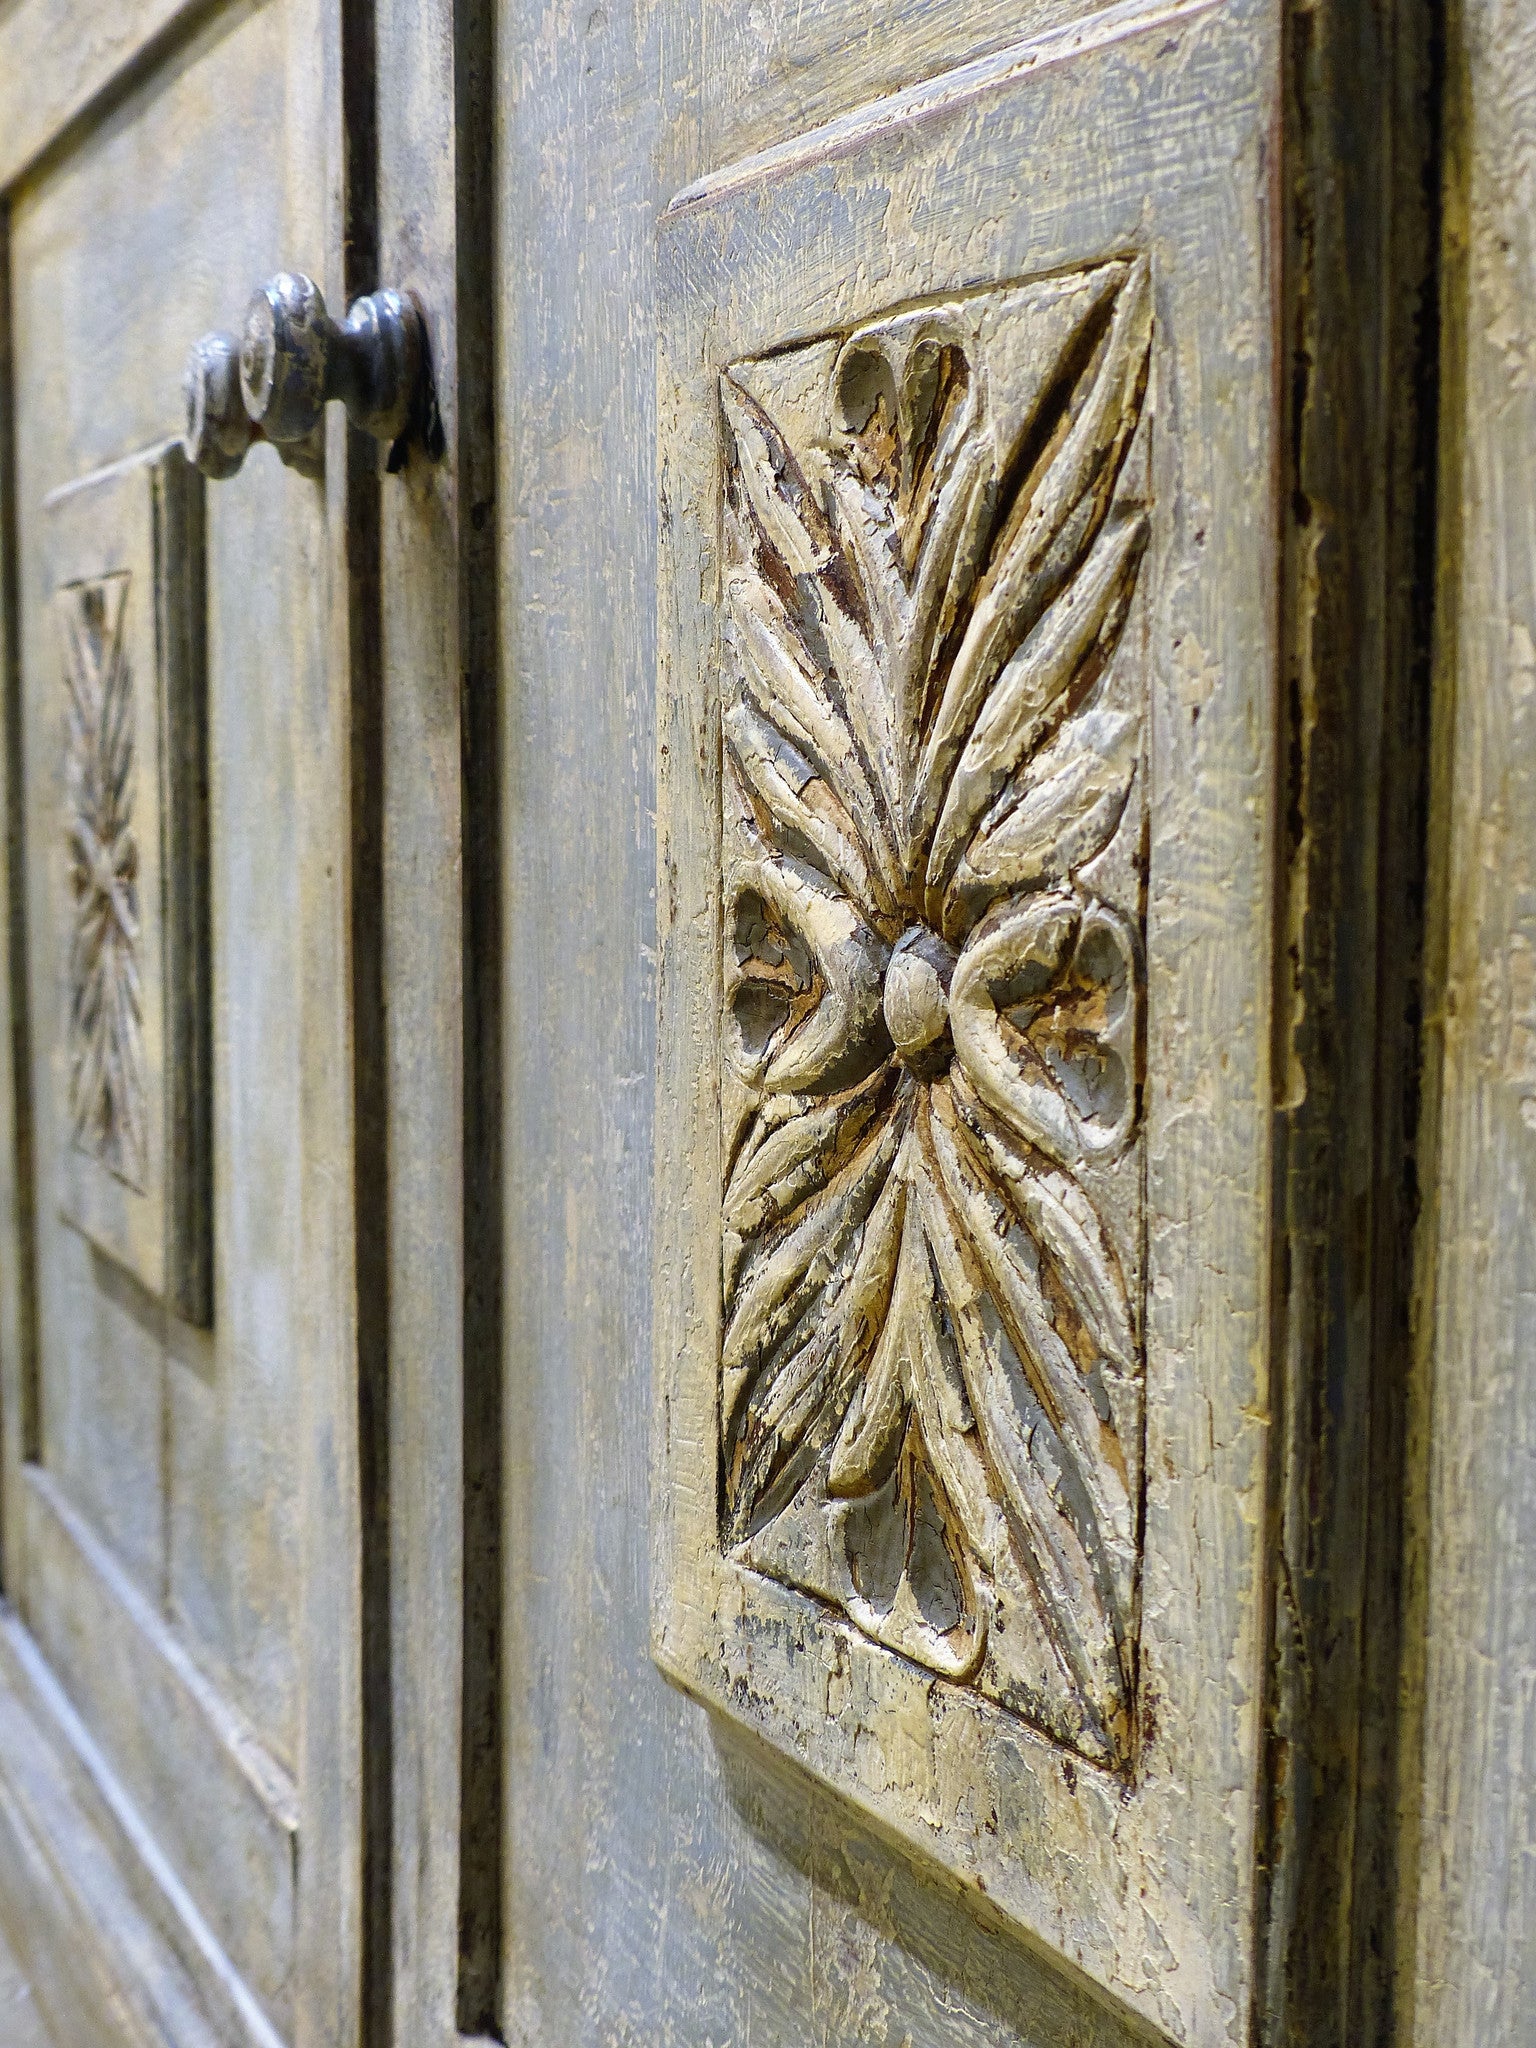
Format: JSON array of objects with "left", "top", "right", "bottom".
[
  {"left": 1254, "top": 0, "right": 1443, "bottom": 2038},
  {"left": 453, "top": 0, "right": 505, "bottom": 2026},
  {"left": 340, "top": 0, "right": 392, "bottom": 2037}
]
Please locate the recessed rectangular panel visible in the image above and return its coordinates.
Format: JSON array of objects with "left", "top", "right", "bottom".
[
  {"left": 654, "top": 0, "right": 1280, "bottom": 2030},
  {"left": 43, "top": 444, "right": 211, "bottom": 1326}
]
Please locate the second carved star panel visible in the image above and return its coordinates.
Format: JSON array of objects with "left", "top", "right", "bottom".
[
  {"left": 43, "top": 443, "right": 212, "bottom": 1326},
  {"left": 655, "top": 0, "right": 1282, "bottom": 2035}
]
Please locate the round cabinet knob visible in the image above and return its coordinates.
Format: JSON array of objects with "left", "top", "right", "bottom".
[
  {"left": 240, "top": 272, "right": 425, "bottom": 448},
  {"left": 183, "top": 330, "right": 258, "bottom": 479}
]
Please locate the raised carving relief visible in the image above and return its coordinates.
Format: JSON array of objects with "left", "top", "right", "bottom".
[
  {"left": 45, "top": 444, "right": 212, "bottom": 1325},
  {"left": 657, "top": 15, "right": 1279, "bottom": 2016},
  {"left": 718, "top": 260, "right": 1150, "bottom": 1766},
  {"left": 61, "top": 572, "right": 148, "bottom": 1190}
]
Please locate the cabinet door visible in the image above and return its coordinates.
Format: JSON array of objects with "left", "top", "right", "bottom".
[
  {"left": 483, "top": 0, "right": 1433, "bottom": 2042},
  {"left": 0, "top": 6, "right": 369, "bottom": 2044}
]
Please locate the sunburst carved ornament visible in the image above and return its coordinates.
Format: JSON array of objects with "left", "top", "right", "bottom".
[{"left": 718, "top": 259, "right": 1151, "bottom": 1768}]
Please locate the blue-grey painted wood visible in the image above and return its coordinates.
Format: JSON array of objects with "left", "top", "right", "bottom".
[{"left": 1409, "top": 0, "right": 1536, "bottom": 2034}]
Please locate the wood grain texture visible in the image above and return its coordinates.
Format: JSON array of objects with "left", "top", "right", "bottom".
[
  {"left": 655, "top": 0, "right": 1279, "bottom": 2033},
  {"left": 1405, "top": 0, "right": 1536, "bottom": 2036},
  {"left": 371, "top": 0, "right": 496, "bottom": 2036},
  {"left": 0, "top": 1604, "right": 287, "bottom": 2048},
  {"left": 18, "top": 1466, "right": 297, "bottom": 2030},
  {"left": 0, "top": 1602, "right": 230, "bottom": 2048},
  {"left": 0, "top": 0, "right": 1461, "bottom": 2043},
  {"left": 290, "top": 0, "right": 368, "bottom": 2031},
  {"left": 10, "top": 0, "right": 304, "bottom": 1761},
  {"left": 490, "top": 0, "right": 1306, "bottom": 2037},
  {"left": 1251, "top": 0, "right": 1442, "bottom": 2041}
]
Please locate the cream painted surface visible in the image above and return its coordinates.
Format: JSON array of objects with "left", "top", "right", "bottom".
[
  {"left": 655, "top": 5, "right": 1279, "bottom": 2030},
  {"left": 499, "top": 0, "right": 1286, "bottom": 2037}
]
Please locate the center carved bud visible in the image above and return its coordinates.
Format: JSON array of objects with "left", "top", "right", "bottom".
[{"left": 883, "top": 928, "right": 958, "bottom": 1078}]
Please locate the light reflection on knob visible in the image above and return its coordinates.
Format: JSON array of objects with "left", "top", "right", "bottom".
[{"left": 182, "top": 273, "right": 436, "bottom": 480}]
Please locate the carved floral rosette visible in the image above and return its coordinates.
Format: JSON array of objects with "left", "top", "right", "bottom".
[{"left": 717, "top": 260, "right": 1152, "bottom": 1768}]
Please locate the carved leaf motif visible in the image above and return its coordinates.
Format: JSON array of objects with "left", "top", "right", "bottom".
[
  {"left": 62, "top": 574, "right": 147, "bottom": 1190},
  {"left": 718, "top": 262, "right": 1151, "bottom": 1765}
]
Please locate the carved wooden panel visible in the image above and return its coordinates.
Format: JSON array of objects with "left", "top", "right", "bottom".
[
  {"left": 43, "top": 444, "right": 211, "bottom": 1325},
  {"left": 718, "top": 263, "right": 1150, "bottom": 1769},
  {"left": 61, "top": 570, "right": 147, "bottom": 1189},
  {"left": 655, "top": 0, "right": 1282, "bottom": 2031}
]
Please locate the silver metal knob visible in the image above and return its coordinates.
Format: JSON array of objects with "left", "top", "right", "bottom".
[
  {"left": 181, "top": 273, "right": 435, "bottom": 479},
  {"left": 182, "top": 330, "right": 258, "bottom": 480},
  {"left": 240, "top": 273, "right": 424, "bottom": 447}
]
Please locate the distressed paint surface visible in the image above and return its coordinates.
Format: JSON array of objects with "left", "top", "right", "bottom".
[
  {"left": 713, "top": 270, "right": 1151, "bottom": 1768},
  {"left": 0, "top": 0, "right": 1459, "bottom": 2041},
  {"left": 11, "top": 0, "right": 304, "bottom": 1773},
  {"left": 1408, "top": 0, "right": 1536, "bottom": 2035},
  {"left": 653, "top": 0, "right": 1279, "bottom": 2037},
  {"left": 501, "top": 0, "right": 1276, "bottom": 2036},
  {"left": 0, "top": 0, "right": 365, "bottom": 2039},
  {"left": 0, "top": 1910, "right": 50, "bottom": 2048},
  {"left": 495, "top": 0, "right": 1208, "bottom": 2036}
]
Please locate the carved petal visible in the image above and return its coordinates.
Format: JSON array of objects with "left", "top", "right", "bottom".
[
  {"left": 944, "top": 704, "right": 1139, "bottom": 941},
  {"left": 725, "top": 562, "right": 900, "bottom": 907},
  {"left": 829, "top": 1184, "right": 987, "bottom": 1682},
  {"left": 950, "top": 891, "right": 1138, "bottom": 1165},
  {"left": 721, "top": 371, "right": 838, "bottom": 584},
  {"left": 824, "top": 312, "right": 996, "bottom": 820},
  {"left": 913, "top": 257, "right": 1151, "bottom": 860},
  {"left": 722, "top": 379, "right": 903, "bottom": 899},
  {"left": 949, "top": 1063, "right": 1138, "bottom": 1388},
  {"left": 927, "top": 1083, "right": 1135, "bottom": 1614},
  {"left": 925, "top": 511, "right": 1147, "bottom": 923},
  {"left": 825, "top": 1156, "right": 913, "bottom": 1498},
  {"left": 912, "top": 1152, "right": 1130, "bottom": 1758},
  {"left": 60, "top": 574, "right": 147, "bottom": 1191},
  {"left": 724, "top": 697, "right": 892, "bottom": 922},
  {"left": 723, "top": 1068, "right": 896, "bottom": 1241},
  {"left": 723, "top": 1105, "right": 908, "bottom": 1544},
  {"left": 724, "top": 849, "right": 891, "bottom": 1095},
  {"left": 948, "top": 890, "right": 1083, "bottom": 1162}
]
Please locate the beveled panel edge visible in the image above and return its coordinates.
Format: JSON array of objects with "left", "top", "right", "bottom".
[
  {"left": 0, "top": 1602, "right": 287, "bottom": 2048},
  {"left": 663, "top": 0, "right": 1223, "bottom": 221},
  {"left": 0, "top": 0, "right": 217, "bottom": 194},
  {"left": 19, "top": 1466, "right": 298, "bottom": 2028}
]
